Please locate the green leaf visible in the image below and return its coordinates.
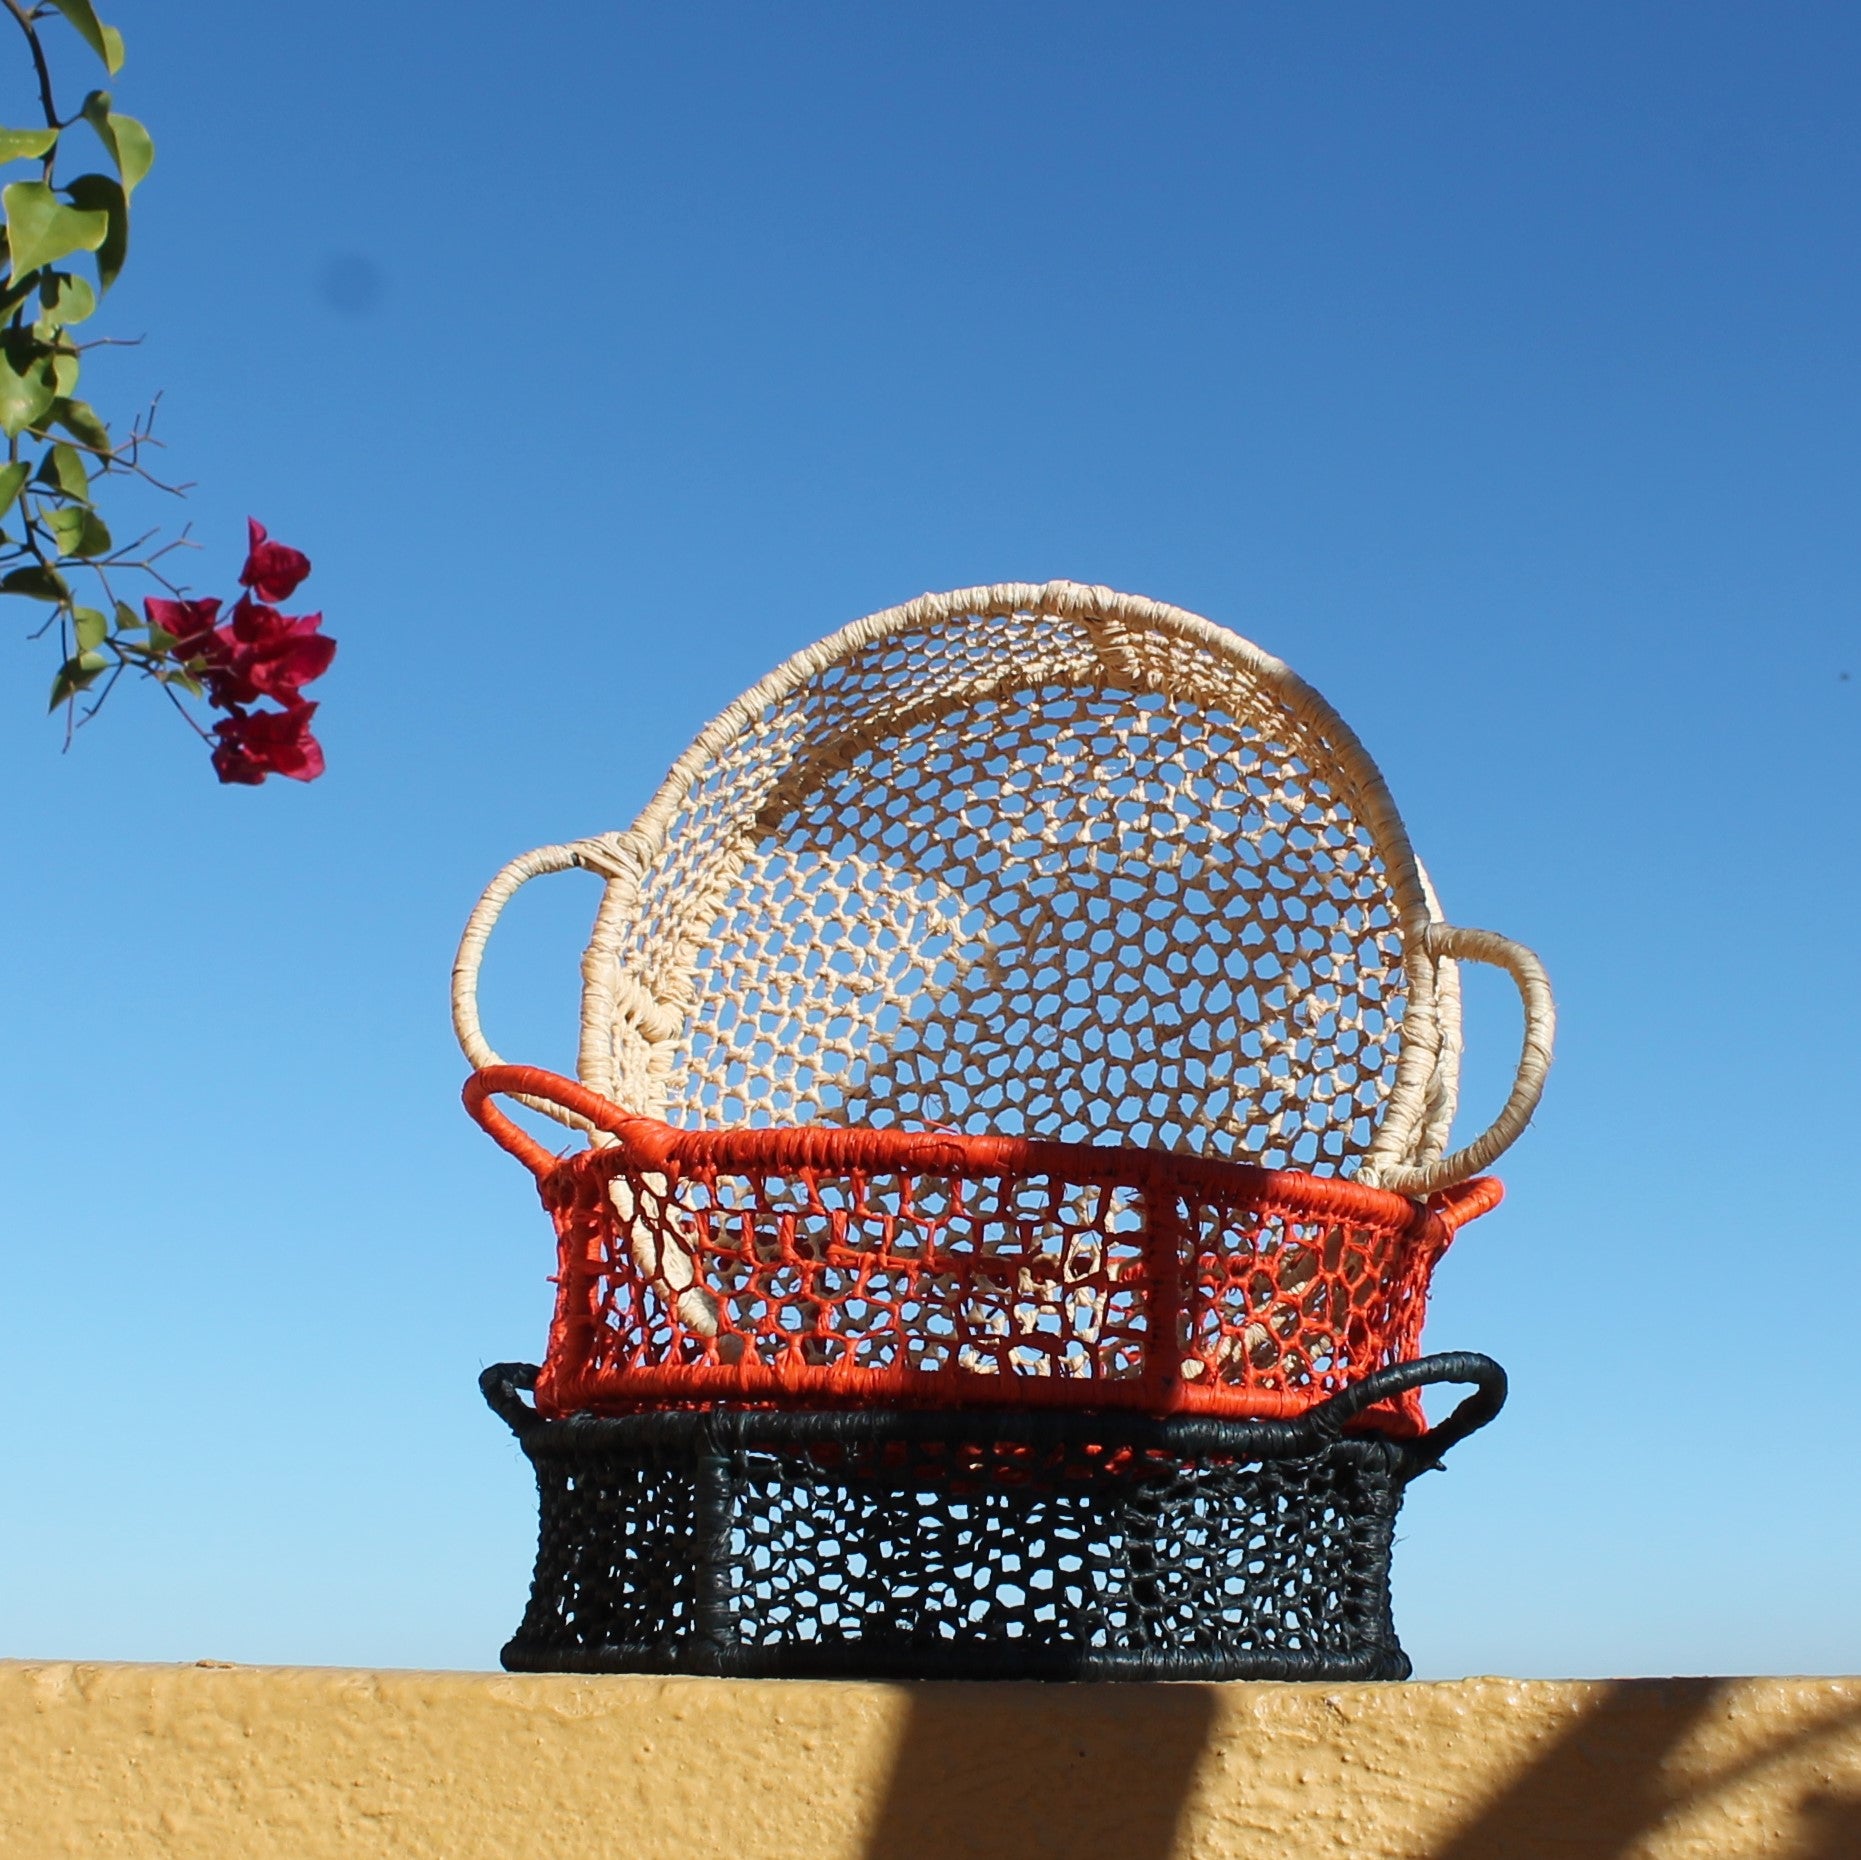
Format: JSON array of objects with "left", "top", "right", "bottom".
[
  {"left": 50, "top": 397, "right": 110, "bottom": 450},
  {"left": 51, "top": 351, "right": 79, "bottom": 396},
  {"left": 72, "top": 603, "right": 107, "bottom": 650},
  {"left": 60, "top": 173, "right": 126, "bottom": 289},
  {"left": 49, "top": 1, "right": 125, "bottom": 76},
  {"left": 109, "top": 116, "right": 151, "bottom": 194},
  {"left": 160, "top": 663, "right": 202, "bottom": 699},
  {"left": 113, "top": 597, "right": 139, "bottom": 632},
  {"left": 0, "top": 458, "right": 27, "bottom": 517},
  {"left": 80, "top": 94, "right": 153, "bottom": 195},
  {"left": 36, "top": 272, "right": 97, "bottom": 329},
  {"left": 0, "top": 338, "right": 56, "bottom": 437},
  {"left": 0, "top": 265, "right": 34, "bottom": 322},
  {"left": 3, "top": 563, "right": 70, "bottom": 601},
  {"left": 48, "top": 646, "right": 109, "bottom": 709},
  {"left": 45, "top": 501, "right": 109, "bottom": 557},
  {"left": 37, "top": 441, "right": 89, "bottom": 498},
  {"left": 0, "top": 127, "right": 59, "bottom": 164},
  {"left": 2, "top": 180, "right": 108, "bottom": 278}
]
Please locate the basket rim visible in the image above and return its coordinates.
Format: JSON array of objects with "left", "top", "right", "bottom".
[
  {"left": 481, "top": 1353, "right": 1508, "bottom": 1460},
  {"left": 465, "top": 1063, "right": 1504, "bottom": 1231}
]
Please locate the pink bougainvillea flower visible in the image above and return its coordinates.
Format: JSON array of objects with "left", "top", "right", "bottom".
[
  {"left": 205, "top": 598, "right": 336, "bottom": 708},
  {"left": 143, "top": 523, "right": 331, "bottom": 785},
  {"left": 238, "top": 519, "right": 312, "bottom": 606},
  {"left": 143, "top": 595, "right": 224, "bottom": 656},
  {"left": 208, "top": 731, "right": 268, "bottom": 785},
  {"left": 210, "top": 699, "right": 326, "bottom": 785}
]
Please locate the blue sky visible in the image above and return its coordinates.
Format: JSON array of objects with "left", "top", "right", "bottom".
[{"left": 1, "top": 0, "right": 1857, "bottom": 1676}]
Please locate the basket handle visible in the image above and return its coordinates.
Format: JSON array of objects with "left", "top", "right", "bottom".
[
  {"left": 452, "top": 838, "right": 639, "bottom": 1137},
  {"left": 1303, "top": 1350, "right": 1508, "bottom": 1468},
  {"left": 1377, "top": 924, "right": 1555, "bottom": 1196},
  {"left": 481, "top": 1361, "right": 541, "bottom": 1435},
  {"left": 464, "top": 1064, "right": 654, "bottom": 1177}
]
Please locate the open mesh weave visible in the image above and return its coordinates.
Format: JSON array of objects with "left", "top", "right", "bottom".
[
  {"left": 486, "top": 1377, "right": 1468, "bottom": 1681},
  {"left": 468, "top": 1089, "right": 1501, "bottom": 1432},
  {"left": 463, "top": 589, "right": 1539, "bottom": 1680},
  {"left": 592, "top": 599, "right": 1459, "bottom": 1179}
]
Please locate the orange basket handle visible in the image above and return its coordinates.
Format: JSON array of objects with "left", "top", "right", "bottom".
[
  {"left": 1379, "top": 925, "right": 1555, "bottom": 1197},
  {"left": 463, "top": 1064, "right": 656, "bottom": 1178}
]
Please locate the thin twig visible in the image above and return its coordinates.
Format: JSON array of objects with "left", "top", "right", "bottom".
[{"left": 2, "top": 1, "right": 59, "bottom": 133}]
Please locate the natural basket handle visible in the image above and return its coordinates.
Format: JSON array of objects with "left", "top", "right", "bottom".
[
  {"left": 451, "top": 838, "right": 638, "bottom": 1136},
  {"left": 1377, "top": 924, "right": 1555, "bottom": 1197}
]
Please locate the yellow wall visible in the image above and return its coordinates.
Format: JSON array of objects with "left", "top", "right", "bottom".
[{"left": 4, "top": 1663, "right": 1859, "bottom": 1858}]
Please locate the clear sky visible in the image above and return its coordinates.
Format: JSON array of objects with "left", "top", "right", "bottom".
[{"left": 2, "top": 1, "right": 1857, "bottom": 1677}]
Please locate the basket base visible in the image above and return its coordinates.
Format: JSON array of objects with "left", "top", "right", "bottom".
[{"left": 482, "top": 1366, "right": 1502, "bottom": 1681}]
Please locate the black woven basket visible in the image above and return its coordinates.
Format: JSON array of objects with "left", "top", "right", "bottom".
[{"left": 482, "top": 1352, "right": 1504, "bottom": 1681}]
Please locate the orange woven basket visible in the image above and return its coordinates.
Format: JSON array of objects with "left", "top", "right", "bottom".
[{"left": 467, "top": 1066, "right": 1501, "bottom": 1437}]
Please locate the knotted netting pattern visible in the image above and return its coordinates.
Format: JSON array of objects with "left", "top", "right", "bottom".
[
  {"left": 508, "top": 1107, "right": 1499, "bottom": 1430},
  {"left": 593, "top": 596, "right": 1459, "bottom": 1181},
  {"left": 495, "top": 1398, "right": 1417, "bottom": 1681}
]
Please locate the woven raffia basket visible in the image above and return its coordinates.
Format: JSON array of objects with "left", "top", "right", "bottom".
[{"left": 458, "top": 582, "right": 1553, "bottom": 1678}]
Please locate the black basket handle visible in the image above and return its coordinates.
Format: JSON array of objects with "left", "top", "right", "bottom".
[
  {"left": 1298, "top": 1350, "right": 1507, "bottom": 1472},
  {"left": 481, "top": 1361, "right": 542, "bottom": 1436}
]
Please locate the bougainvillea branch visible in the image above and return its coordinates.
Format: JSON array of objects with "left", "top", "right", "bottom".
[{"left": 2, "top": 2, "right": 332, "bottom": 783}]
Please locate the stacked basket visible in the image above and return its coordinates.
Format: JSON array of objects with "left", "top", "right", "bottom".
[{"left": 457, "top": 582, "right": 1553, "bottom": 1679}]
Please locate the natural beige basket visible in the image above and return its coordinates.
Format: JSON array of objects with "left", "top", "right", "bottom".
[{"left": 455, "top": 581, "right": 1552, "bottom": 1199}]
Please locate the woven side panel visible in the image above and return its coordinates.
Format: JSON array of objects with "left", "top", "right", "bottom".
[
  {"left": 539, "top": 1142, "right": 1457, "bottom": 1427},
  {"left": 505, "top": 1416, "right": 1410, "bottom": 1681}
]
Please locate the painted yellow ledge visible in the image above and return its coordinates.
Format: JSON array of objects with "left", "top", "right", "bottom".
[{"left": 3, "top": 1663, "right": 1859, "bottom": 1858}]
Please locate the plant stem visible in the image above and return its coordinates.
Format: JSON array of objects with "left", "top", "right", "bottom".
[{"left": 2, "top": 1, "right": 59, "bottom": 131}]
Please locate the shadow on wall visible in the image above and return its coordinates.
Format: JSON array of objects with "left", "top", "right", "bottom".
[
  {"left": 1430, "top": 1679, "right": 1861, "bottom": 1860},
  {"left": 1799, "top": 1789, "right": 1861, "bottom": 1857},
  {"left": 861, "top": 1678, "right": 1861, "bottom": 1860},
  {"left": 863, "top": 1681, "right": 1217, "bottom": 1860}
]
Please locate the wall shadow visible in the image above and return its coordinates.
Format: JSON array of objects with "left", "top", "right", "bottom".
[
  {"left": 1429, "top": 1679, "right": 1727, "bottom": 1860},
  {"left": 862, "top": 1681, "right": 1217, "bottom": 1860},
  {"left": 860, "top": 1677, "right": 1861, "bottom": 1860},
  {"left": 1432, "top": 1678, "right": 1861, "bottom": 1860},
  {"left": 1799, "top": 1788, "right": 1861, "bottom": 1859}
]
